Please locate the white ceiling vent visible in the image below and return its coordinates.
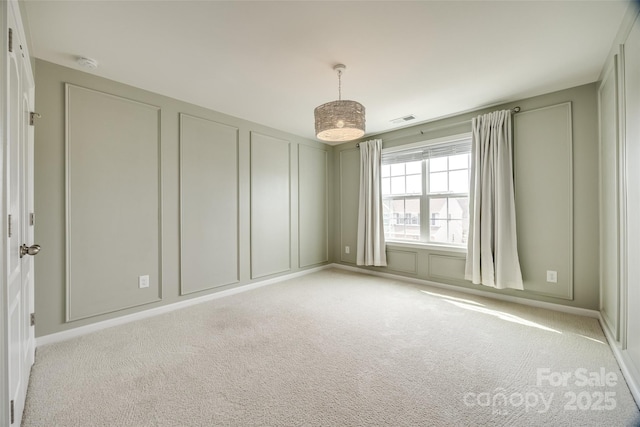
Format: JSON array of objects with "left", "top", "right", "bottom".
[{"left": 390, "top": 115, "right": 416, "bottom": 125}]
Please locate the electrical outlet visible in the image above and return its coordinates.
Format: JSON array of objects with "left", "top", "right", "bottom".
[
  {"left": 546, "top": 270, "right": 558, "bottom": 283},
  {"left": 345, "top": 246, "right": 350, "bottom": 254},
  {"left": 138, "top": 275, "right": 150, "bottom": 289}
]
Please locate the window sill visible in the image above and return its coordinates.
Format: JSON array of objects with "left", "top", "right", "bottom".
[{"left": 385, "top": 240, "right": 467, "bottom": 254}]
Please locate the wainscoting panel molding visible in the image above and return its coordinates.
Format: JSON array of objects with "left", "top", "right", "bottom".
[
  {"left": 598, "top": 56, "right": 621, "bottom": 340},
  {"left": 298, "top": 145, "right": 329, "bottom": 267},
  {"left": 339, "top": 149, "right": 359, "bottom": 264},
  {"left": 250, "top": 132, "right": 291, "bottom": 279},
  {"left": 65, "top": 84, "right": 162, "bottom": 321},
  {"left": 514, "top": 102, "right": 573, "bottom": 300},
  {"left": 386, "top": 250, "right": 418, "bottom": 274},
  {"left": 428, "top": 254, "right": 466, "bottom": 283},
  {"left": 179, "top": 114, "right": 239, "bottom": 295}
]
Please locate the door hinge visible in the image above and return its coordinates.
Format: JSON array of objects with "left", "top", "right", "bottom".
[
  {"left": 8, "top": 28, "right": 13, "bottom": 53},
  {"left": 8, "top": 214, "right": 12, "bottom": 238},
  {"left": 29, "top": 112, "right": 41, "bottom": 126},
  {"left": 30, "top": 313, "right": 35, "bottom": 326},
  {"left": 10, "top": 400, "right": 14, "bottom": 424},
  {"left": 30, "top": 212, "right": 35, "bottom": 226}
]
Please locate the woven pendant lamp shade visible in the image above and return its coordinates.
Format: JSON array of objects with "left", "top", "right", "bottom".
[
  {"left": 314, "top": 100, "right": 365, "bottom": 142},
  {"left": 314, "top": 64, "right": 365, "bottom": 142}
]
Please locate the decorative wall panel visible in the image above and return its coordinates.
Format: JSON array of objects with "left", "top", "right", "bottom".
[
  {"left": 180, "top": 114, "right": 239, "bottom": 294},
  {"left": 66, "top": 84, "right": 161, "bottom": 320},
  {"left": 250, "top": 132, "right": 291, "bottom": 278}
]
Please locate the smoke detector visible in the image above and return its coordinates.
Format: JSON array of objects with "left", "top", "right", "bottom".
[{"left": 77, "top": 57, "right": 98, "bottom": 69}]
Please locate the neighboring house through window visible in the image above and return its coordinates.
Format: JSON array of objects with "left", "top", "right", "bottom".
[{"left": 381, "top": 133, "right": 471, "bottom": 246}]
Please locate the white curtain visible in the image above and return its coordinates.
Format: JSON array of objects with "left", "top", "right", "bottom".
[
  {"left": 357, "top": 139, "right": 387, "bottom": 266},
  {"left": 465, "top": 110, "right": 523, "bottom": 290}
]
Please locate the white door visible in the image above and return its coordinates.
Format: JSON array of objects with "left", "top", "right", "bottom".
[{"left": 5, "top": 1, "right": 37, "bottom": 424}]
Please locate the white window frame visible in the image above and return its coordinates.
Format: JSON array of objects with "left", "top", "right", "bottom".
[{"left": 382, "top": 133, "right": 472, "bottom": 252}]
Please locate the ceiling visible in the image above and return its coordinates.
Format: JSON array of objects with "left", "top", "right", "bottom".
[{"left": 22, "top": 0, "right": 630, "bottom": 145}]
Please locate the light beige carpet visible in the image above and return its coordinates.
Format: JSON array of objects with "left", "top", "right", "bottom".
[{"left": 22, "top": 268, "right": 640, "bottom": 426}]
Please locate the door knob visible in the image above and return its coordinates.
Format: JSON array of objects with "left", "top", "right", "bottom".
[{"left": 20, "top": 244, "right": 40, "bottom": 258}]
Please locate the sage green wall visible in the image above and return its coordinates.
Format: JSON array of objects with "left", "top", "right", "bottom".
[
  {"left": 333, "top": 83, "right": 600, "bottom": 310},
  {"left": 34, "top": 59, "right": 333, "bottom": 337},
  {"left": 597, "top": 9, "right": 640, "bottom": 396},
  {"left": 35, "top": 58, "right": 601, "bottom": 338},
  {"left": 622, "top": 12, "right": 640, "bottom": 384}
]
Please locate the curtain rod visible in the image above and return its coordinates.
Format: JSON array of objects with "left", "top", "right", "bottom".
[{"left": 356, "top": 106, "right": 521, "bottom": 148}]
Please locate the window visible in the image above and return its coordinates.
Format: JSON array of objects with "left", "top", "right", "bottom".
[{"left": 382, "top": 134, "right": 471, "bottom": 246}]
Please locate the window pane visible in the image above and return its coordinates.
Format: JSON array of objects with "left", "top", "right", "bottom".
[
  {"left": 385, "top": 199, "right": 405, "bottom": 240},
  {"left": 406, "top": 161, "right": 422, "bottom": 174},
  {"left": 383, "top": 199, "right": 392, "bottom": 227},
  {"left": 406, "top": 174, "right": 422, "bottom": 194},
  {"left": 430, "top": 212, "right": 439, "bottom": 225},
  {"left": 391, "top": 176, "right": 405, "bottom": 194},
  {"left": 382, "top": 177, "right": 390, "bottom": 195},
  {"left": 462, "top": 218, "right": 470, "bottom": 243},
  {"left": 383, "top": 198, "right": 421, "bottom": 241},
  {"left": 448, "top": 220, "right": 468, "bottom": 244},
  {"left": 406, "top": 198, "right": 420, "bottom": 214},
  {"left": 449, "top": 170, "right": 469, "bottom": 193},
  {"left": 382, "top": 139, "right": 471, "bottom": 245},
  {"left": 449, "top": 153, "right": 469, "bottom": 170},
  {"left": 429, "top": 172, "right": 447, "bottom": 193},
  {"left": 390, "top": 163, "right": 405, "bottom": 176},
  {"left": 430, "top": 157, "right": 447, "bottom": 172},
  {"left": 430, "top": 219, "right": 447, "bottom": 243},
  {"left": 404, "top": 198, "right": 420, "bottom": 240},
  {"left": 449, "top": 197, "right": 469, "bottom": 220},
  {"left": 429, "top": 197, "right": 448, "bottom": 220},
  {"left": 392, "top": 199, "right": 405, "bottom": 222},
  {"left": 389, "top": 225, "right": 405, "bottom": 240}
]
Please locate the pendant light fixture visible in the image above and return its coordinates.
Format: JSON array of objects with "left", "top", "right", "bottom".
[{"left": 314, "top": 64, "right": 365, "bottom": 142}]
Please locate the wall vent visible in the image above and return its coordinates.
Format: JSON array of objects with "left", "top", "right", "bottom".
[{"left": 390, "top": 115, "right": 416, "bottom": 125}]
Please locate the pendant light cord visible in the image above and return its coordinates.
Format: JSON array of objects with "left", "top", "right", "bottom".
[{"left": 337, "top": 69, "right": 342, "bottom": 101}]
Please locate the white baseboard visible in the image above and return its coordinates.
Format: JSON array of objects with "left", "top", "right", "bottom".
[
  {"left": 330, "top": 263, "right": 600, "bottom": 318},
  {"left": 37, "top": 262, "right": 599, "bottom": 346},
  {"left": 37, "top": 262, "right": 638, "bottom": 409},
  {"left": 598, "top": 314, "right": 640, "bottom": 407},
  {"left": 36, "top": 264, "right": 333, "bottom": 347}
]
